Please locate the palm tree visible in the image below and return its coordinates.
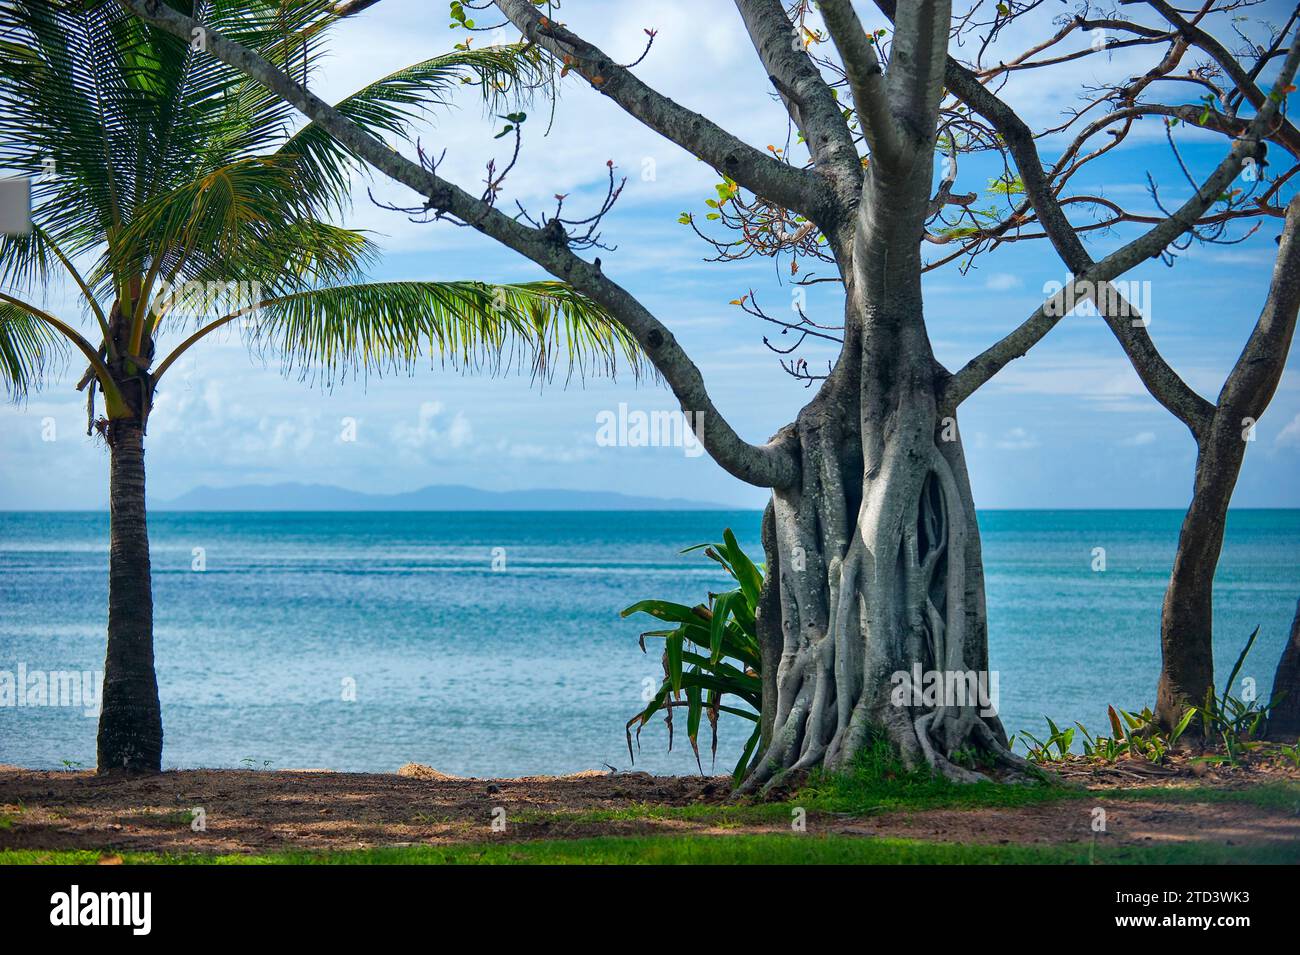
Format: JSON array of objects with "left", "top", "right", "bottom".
[{"left": 0, "top": 0, "right": 642, "bottom": 773}]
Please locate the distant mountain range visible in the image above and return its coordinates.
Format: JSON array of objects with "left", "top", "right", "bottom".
[{"left": 154, "top": 482, "right": 734, "bottom": 511}]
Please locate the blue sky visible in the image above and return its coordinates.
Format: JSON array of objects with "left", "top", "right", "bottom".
[{"left": 2, "top": 0, "right": 1298, "bottom": 510}]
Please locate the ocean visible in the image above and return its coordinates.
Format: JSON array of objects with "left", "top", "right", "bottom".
[{"left": 1, "top": 509, "right": 1297, "bottom": 776}]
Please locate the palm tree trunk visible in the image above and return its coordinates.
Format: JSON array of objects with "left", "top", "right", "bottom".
[{"left": 96, "top": 419, "right": 162, "bottom": 773}]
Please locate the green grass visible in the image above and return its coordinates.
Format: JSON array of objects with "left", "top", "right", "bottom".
[
  {"left": 511, "top": 743, "right": 1299, "bottom": 828},
  {"left": 1107, "top": 781, "right": 1300, "bottom": 812},
  {"left": 489, "top": 777, "right": 1300, "bottom": 833},
  {"left": 2, "top": 835, "right": 1295, "bottom": 866},
  {"left": 794, "top": 739, "right": 1073, "bottom": 812},
  {"left": 4, "top": 741, "right": 1293, "bottom": 865},
  {"left": 512, "top": 801, "right": 793, "bottom": 827},
  {"left": 789, "top": 741, "right": 1300, "bottom": 814},
  {"left": 516, "top": 740, "right": 1078, "bottom": 828}
]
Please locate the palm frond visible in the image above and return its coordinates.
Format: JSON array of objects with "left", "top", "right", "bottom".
[
  {"left": 0, "top": 300, "right": 65, "bottom": 400},
  {"left": 2, "top": 0, "right": 602, "bottom": 405},
  {"left": 0, "top": 227, "right": 57, "bottom": 293},
  {"left": 0, "top": 2, "right": 136, "bottom": 243},
  {"left": 109, "top": 155, "right": 320, "bottom": 279},
  {"left": 245, "top": 280, "right": 647, "bottom": 384},
  {"left": 151, "top": 220, "right": 377, "bottom": 329},
  {"left": 278, "top": 44, "right": 547, "bottom": 209}
]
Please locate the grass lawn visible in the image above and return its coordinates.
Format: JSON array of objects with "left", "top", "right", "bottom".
[
  {"left": 2, "top": 744, "right": 1295, "bottom": 865},
  {"left": 3, "top": 834, "right": 1296, "bottom": 865}
]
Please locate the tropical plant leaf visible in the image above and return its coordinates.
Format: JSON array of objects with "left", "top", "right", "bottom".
[
  {"left": 0, "top": 300, "right": 64, "bottom": 399},
  {"left": 624, "top": 528, "right": 764, "bottom": 780},
  {"left": 0, "top": 0, "right": 572, "bottom": 398},
  {"left": 241, "top": 279, "right": 645, "bottom": 384}
]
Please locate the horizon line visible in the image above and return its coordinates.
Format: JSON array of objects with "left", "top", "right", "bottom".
[{"left": 5, "top": 505, "right": 1300, "bottom": 514}]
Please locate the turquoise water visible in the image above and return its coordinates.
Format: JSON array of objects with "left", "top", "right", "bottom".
[{"left": 1, "top": 510, "right": 1297, "bottom": 775}]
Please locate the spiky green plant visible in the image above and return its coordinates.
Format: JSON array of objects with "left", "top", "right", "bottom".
[
  {"left": 623, "top": 529, "right": 763, "bottom": 783},
  {"left": 0, "top": 0, "right": 643, "bottom": 772},
  {"left": 1020, "top": 629, "right": 1278, "bottom": 767}
]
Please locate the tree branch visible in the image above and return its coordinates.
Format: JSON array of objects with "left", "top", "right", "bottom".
[
  {"left": 730, "top": 0, "right": 861, "bottom": 195},
  {"left": 332, "top": 0, "right": 383, "bottom": 17},
  {"left": 492, "top": 0, "right": 828, "bottom": 222},
  {"left": 882, "top": 0, "right": 951, "bottom": 163},
  {"left": 818, "top": 0, "right": 905, "bottom": 168},
  {"left": 1137, "top": 0, "right": 1300, "bottom": 157},
  {"left": 1217, "top": 194, "right": 1300, "bottom": 425},
  {"left": 939, "top": 25, "right": 1300, "bottom": 435},
  {"left": 119, "top": 0, "right": 798, "bottom": 489}
]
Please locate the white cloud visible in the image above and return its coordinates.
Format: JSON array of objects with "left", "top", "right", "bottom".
[
  {"left": 1275, "top": 413, "right": 1300, "bottom": 449},
  {"left": 985, "top": 272, "right": 1023, "bottom": 291},
  {"left": 1121, "top": 431, "right": 1157, "bottom": 446},
  {"left": 391, "top": 401, "right": 474, "bottom": 452},
  {"left": 996, "top": 427, "right": 1039, "bottom": 451}
]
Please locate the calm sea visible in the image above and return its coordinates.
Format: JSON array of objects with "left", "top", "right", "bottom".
[{"left": 1, "top": 510, "right": 1297, "bottom": 775}]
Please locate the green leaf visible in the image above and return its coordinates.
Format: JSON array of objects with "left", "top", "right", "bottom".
[
  {"left": 732, "top": 722, "right": 763, "bottom": 784},
  {"left": 686, "top": 684, "right": 703, "bottom": 770},
  {"left": 623, "top": 526, "right": 765, "bottom": 781},
  {"left": 1223, "top": 625, "right": 1260, "bottom": 701},
  {"left": 723, "top": 527, "right": 763, "bottom": 605},
  {"left": 246, "top": 280, "right": 647, "bottom": 385},
  {"left": 622, "top": 599, "right": 704, "bottom": 624},
  {"left": 667, "top": 631, "right": 684, "bottom": 692},
  {"left": 709, "top": 591, "right": 732, "bottom": 664},
  {"left": 0, "top": 299, "right": 64, "bottom": 399}
]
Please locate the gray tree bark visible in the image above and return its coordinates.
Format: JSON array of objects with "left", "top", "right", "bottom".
[
  {"left": 1154, "top": 196, "right": 1300, "bottom": 730},
  {"left": 737, "top": 37, "right": 1029, "bottom": 789},
  {"left": 1267, "top": 600, "right": 1300, "bottom": 740}
]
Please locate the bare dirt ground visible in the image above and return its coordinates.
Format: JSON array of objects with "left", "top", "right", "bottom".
[{"left": 1, "top": 760, "right": 1297, "bottom": 856}]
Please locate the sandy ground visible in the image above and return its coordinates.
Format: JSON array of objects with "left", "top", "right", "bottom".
[{"left": 1, "top": 761, "right": 1297, "bottom": 856}]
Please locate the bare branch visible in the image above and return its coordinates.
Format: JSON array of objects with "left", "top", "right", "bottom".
[
  {"left": 731, "top": 0, "right": 862, "bottom": 197},
  {"left": 818, "top": 0, "right": 905, "bottom": 167},
  {"left": 939, "top": 24, "right": 1300, "bottom": 434},
  {"left": 331, "top": 0, "right": 383, "bottom": 17},
  {"left": 882, "top": 0, "right": 952, "bottom": 162},
  {"left": 491, "top": 0, "right": 829, "bottom": 223},
  {"left": 1138, "top": 0, "right": 1300, "bottom": 156},
  {"left": 118, "top": 0, "right": 799, "bottom": 489},
  {"left": 1218, "top": 194, "right": 1300, "bottom": 423}
]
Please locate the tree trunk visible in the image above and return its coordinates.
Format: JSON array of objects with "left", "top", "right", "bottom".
[
  {"left": 737, "top": 156, "right": 1028, "bottom": 793},
  {"left": 1153, "top": 198, "right": 1300, "bottom": 733},
  {"left": 96, "top": 418, "right": 163, "bottom": 773},
  {"left": 755, "top": 501, "right": 782, "bottom": 754},
  {"left": 740, "top": 383, "right": 1022, "bottom": 792},
  {"left": 1153, "top": 420, "right": 1245, "bottom": 731},
  {"left": 1267, "top": 599, "right": 1300, "bottom": 740}
]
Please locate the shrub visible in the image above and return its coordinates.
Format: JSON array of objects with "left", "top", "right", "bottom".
[{"left": 623, "top": 529, "right": 763, "bottom": 782}]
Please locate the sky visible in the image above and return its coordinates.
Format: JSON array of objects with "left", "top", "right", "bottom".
[{"left": 2, "top": 0, "right": 1299, "bottom": 510}]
